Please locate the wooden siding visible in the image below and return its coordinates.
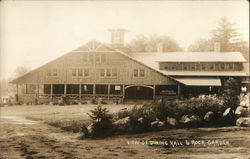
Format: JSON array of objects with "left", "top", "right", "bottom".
[{"left": 14, "top": 41, "right": 177, "bottom": 85}]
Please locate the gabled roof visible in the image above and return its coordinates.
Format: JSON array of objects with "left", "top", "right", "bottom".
[
  {"left": 130, "top": 52, "right": 247, "bottom": 62},
  {"left": 10, "top": 40, "right": 174, "bottom": 83}
]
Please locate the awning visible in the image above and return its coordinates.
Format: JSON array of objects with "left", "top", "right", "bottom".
[{"left": 173, "top": 77, "right": 221, "bottom": 86}]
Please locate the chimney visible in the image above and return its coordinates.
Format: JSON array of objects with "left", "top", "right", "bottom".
[
  {"left": 214, "top": 42, "right": 221, "bottom": 52},
  {"left": 157, "top": 42, "right": 163, "bottom": 53},
  {"left": 108, "top": 28, "right": 127, "bottom": 48}
]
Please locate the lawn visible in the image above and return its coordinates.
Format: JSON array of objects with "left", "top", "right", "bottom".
[{"left": 0, "top": 104, "right": 249, "bottom": 159}]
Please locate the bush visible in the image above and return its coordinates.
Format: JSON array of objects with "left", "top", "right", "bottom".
[
  {"left": 85, "top": 105, "right": 113, "bottom": 138},
  {"left": 115, "top": 108, "right": 131, "bottom": 120},
  {"left": 222, "top": 77, "right": 240, "bottom": 115},
  {"left": 128, "top": 105, "right": 157, "bottom": 133}
]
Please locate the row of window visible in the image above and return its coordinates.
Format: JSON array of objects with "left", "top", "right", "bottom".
[
  {"left": 133, "top": 69, "right": 145, "bottom": 77},
  {"left": 72, "top": 68, "right": 89, "bottom": 77},
  {"left": 163, "top": 63, "right": 241, "bottom": 71},
  {"left": 47, "top": 69, "right": 58, "bottom": 76},
  {"left": 82, "top": 53, "right": 107, "bottom": 63},
  {"left": 47, "top": 68, "right": 146, "bottom": 78},
  {"left": 100, "top": 68, "right": 118, "bottom": 77},
  {"left": 43, "top": 84, "right": 123, "bottom": 95}
]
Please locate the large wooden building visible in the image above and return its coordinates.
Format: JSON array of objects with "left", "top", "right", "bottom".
[{"left": 11, "top": 29, "right": 249, "bottom": 104}]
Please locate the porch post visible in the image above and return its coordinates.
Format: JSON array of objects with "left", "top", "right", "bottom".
[
  {"left": 93, "top": 84, "right": 96, "bottom": 98},
  {"left": 50, "top": 84, "right": 53, "bottom": 99},
  {"left": 64, "top": 84, "right": 67, "bottom": 97},
  {"left": 79, "top": 84, "right": 82, "bottom": 100},
  {"left": 153, "top": 85, "right": 156, "bottom": 99},
  {"left": 178, "top": 84, "right": 181, "bottom": 98},
  {"left": 122, "top": 84, "right": 125, "bottom": 103},
  {"left": 37, "top": 84, "right": 39, "bottom": 98},
  {"left": 107, "top": 84, "right": 110, "bottom": 101}
]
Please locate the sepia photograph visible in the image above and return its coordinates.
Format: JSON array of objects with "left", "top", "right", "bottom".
[{"left": 0, "top": 0, "right": 249, "bottom": 158}]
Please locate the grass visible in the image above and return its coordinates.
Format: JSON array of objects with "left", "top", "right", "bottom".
[{"left": 2, "top": 104, "right": 133, "bottom": 133}]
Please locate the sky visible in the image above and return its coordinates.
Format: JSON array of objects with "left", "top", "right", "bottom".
[{"left": 0, "top": 0, "right": 249, "bottom": 80}]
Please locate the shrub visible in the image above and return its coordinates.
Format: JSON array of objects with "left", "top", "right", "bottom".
[
  {"left": 115, "top": 109, "right": 131, "bottom": 120},
  {"left": 85, "top": 105, "right": 113, "bottom": 138},
  {"left": 128, "top": 105, "right": 157, "bottom": 133},
  {"left": 149, "top": 95, "right": 225, "bottom": 122},
  {"left": 222, "top": 77, "right": 240, "bottom": 115}
]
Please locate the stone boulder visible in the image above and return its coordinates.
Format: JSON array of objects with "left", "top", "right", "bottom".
[
  {"left": 166, "top": 117, "right": 178, "bottom": 127},
  {"left": 180, "top": 115, "right": 201, "bottom": 127},
  {"left": 113, "top": 117, "right": 131, "bottom": 131},
  {"left": 204, "top": 112, "right": 215, "bottom": 122},
  {"left": 236, "top": 117, "right": 250, "bottom": 127},
  {"left": 150, "top": 121, "right": 159, "bottom": 128},
  {"left": 138, "top": 117, "right": 144, "bottom": 123},
  {"left": 190, "top": 115, "right": 201, "bottom": 124},
  {"left": 87, "top": 123, "right": 94, "bottom": 135},
  {"left": 223, "top": 108, "right": 232, "bottom": 117},
  {"left": 150, "top": 121, "right": 165, "bottom": 129},
  {"left": 235, "top": 106, "right": 250, "bottom": 117},
  {"left": 179, "top": 115, "right": 191, "bottom": 124}
]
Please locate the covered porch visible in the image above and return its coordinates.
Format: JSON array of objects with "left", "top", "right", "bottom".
[{"left": 173, "top": 77, "right": 222, "bottom": 98}]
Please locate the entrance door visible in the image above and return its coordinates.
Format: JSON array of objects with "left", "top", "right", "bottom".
[{"left": 125, "top": 86, "right": 153, "bottom": 99}]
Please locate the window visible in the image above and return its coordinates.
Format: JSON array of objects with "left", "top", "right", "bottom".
[
  {"left": 134, "top": 69, "right": 139, "bottom": 77},
  {"left": 171, "top": 66, "right": 175, "bottom": 70},
  {"left": 106, "top": 69, "right": 111, "bottom": 77},
  {"left": 140, "top": 69, "right": 145, "bottom": 77},
  {"left": 221, "top": 64, "right": 225, "bottom": 70},
  {"left": 165, "top": 66, "right": 169, "bottom": 70},
  {"left": 100, "top": 69, "right": 105, "bottom": 77},
  {"left": 47, "top": 70, "right": 51, "bottom": 76},
  {"left": 95, "top": 54, "right": 101, "bottom": 63},
  {"left": 210, "top": 66, "right": 214, "bottom": 70},
  {"left": 183, "top": 66, "right": 187, "bottom": 70},
  {"left": 72, "top": 69, "right": 77, "bottom": 76},
  {"left": 201, "top": 64, "right": 206, "bottom": 70},
  {"left": 84, "top": 69, "right": 89, "bottom": 77},
  {"left": 82, "top": 54, "right": 88, "bottom": 62},
  {"left": 101, "top": 54, "right": 107, "bottom": 63},
  {"left": 52, "top": 69, "right": 57, "bottom": 76},
  {"left": 133, "top": 69, "right": 145, "bottom": 77},
  {"left": 195, "top": 64, "right": 200, "bottom": 70},
  {"left": 191, "top": 66, "right": 195, "bottom": 70},
  {"left": 112, "top": 68, "right": 118, "bottom": 77},
  {"left": 78, "top": 69, "right": 83, "bottom": 76},
  {"left": 229, "top": 63, "right": 233, "bottom": 70},
  {"left": 89, "top": 54, "right": 94, "bottom": 62}
]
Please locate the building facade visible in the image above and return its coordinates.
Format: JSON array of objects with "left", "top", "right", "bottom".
[{"left": 11, "top": 30, "right": 249, "bottom": 104}]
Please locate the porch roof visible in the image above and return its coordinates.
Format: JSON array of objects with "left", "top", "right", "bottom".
[{"left": 173, "top": 77, "right": 221, "bottom": 86}]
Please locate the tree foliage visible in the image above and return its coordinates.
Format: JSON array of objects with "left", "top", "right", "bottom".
[
  {"left": 188, "top": 17, "right": 249, "bottom": 58},
  {"left": 128, "top": 34, "right": 183, "bottom": 52},
  {"left": 222, "top": 77, "right": 240, "bottom": 114},
  {"left": 86, "top": 105, "right": 113, "bottom": 138},
  {"left": 14, "top": 66, "right": 32, "bottom": 78}
]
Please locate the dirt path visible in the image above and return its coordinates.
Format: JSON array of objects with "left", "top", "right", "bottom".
[
  {"left": 0, "top": 115, "right": 160, "bottom": 159},
  {"left": 1, "top": 108, "right": 249, "bottom": 159},
  {"left": 0, "top": 115, "right": 81, "bottom": 159}
]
